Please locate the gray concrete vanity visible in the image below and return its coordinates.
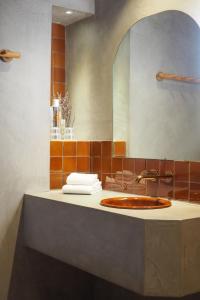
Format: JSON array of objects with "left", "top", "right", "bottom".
[{"left": 23, "top": 190, "right": 200, "bottom": 298}]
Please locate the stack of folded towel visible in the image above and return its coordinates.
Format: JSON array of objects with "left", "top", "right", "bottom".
[{"left": 62, "top": 173, "right": 102, "bottom": 195}]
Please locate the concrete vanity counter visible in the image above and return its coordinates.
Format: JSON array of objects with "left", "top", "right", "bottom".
[{"left": 23, "top": 190, "right": 200, "bottom": 298}]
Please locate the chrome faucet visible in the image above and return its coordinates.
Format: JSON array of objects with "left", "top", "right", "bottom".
[{"left": 135, "top": 170, "right": 173, "bottom": 183}]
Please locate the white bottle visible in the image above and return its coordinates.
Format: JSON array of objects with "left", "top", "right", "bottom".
[
  {"left": 52, "top": 98, "right": 61, "bottom": 128},
  {"left": 50, "top": 99, "right": 61, "bottom": 140}
]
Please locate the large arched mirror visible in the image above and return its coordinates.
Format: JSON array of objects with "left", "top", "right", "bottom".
[{"left": 113, "top": 10, "right": 200, "bottom": 161}]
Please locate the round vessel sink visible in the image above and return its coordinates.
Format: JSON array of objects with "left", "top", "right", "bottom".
[{"left": 100, "top": 196, "right": 171, "bottom": 209}]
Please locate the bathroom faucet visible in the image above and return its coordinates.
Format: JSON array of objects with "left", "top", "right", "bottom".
[{"left": 135, "top": 170, "right": 173, "bottom": 183}]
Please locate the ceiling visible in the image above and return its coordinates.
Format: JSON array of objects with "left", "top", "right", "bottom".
[{"left": 52, "top": 5, "right": 92, "bottom": 26}]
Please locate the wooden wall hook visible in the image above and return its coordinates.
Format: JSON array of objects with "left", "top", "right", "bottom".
[
  {"left": 0, "top": 49, "right": 21, "bottom": 62},
  {"left": 156, "top": 72, "right": 200, "bottom": 84}
]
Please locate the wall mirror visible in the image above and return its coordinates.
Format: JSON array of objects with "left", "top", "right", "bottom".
[{"left": 113, "top": 10, "right": 200, "bottom": 161}]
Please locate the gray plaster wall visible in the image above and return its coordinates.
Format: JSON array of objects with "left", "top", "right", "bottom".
[
  {"left": 0, "top": 0, "right": 51, "bottom": 298},
  {"left": 128, "top": 11, "right": 200, "bottom": 160},
  {"left": 67, "top": 0, "right": 200, "bottom": 140},
  {"left": 113, "top": 32, "right": 130, "bottom": 145}
]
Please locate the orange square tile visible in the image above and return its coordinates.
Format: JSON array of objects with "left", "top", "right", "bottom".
[
  {"left": 53, "top": 67, "right": 65, "bottom": 83},
  {"left": 123, "top": 158, "right": 135, "bottom": 173},
  {"left": 189, "top": 162, "right": 200, "bottom": 201},
  {"left": 125, "top": 182, "right": 146, "bottom": 196},
  {"left": 50, "top": 157, "right": 62, "bottom": 172},
  {"left": 91, "top": 157, "right": 101, "bottom": 173},
  {"left": 146, "top": 181, "right": 158, "bottom": 197},
  {"left": 175, "top": 161, "right": 189, "bottom": 182},
  {"left": 62, "top": 173, "right": 70, "bottom": 185},
  {"left": 63, "top": 157, "right": 77, "bottom": 172},
  {"left": 102, "top": 141, "right": 112, "bottom": 157},
  {"left": 102, "top": 173, "right": 123, "bottom": 192},
  {"left": 91, "top": 141, "right": 102, "bottom": 157},
  {"left": 135, "top": 159, "right": 146, "bottom": 175},
  {"left": 50, "top": 141, "right": 62, "bottom": 156},
  {"left": 122, "top": 171, "right": 134, "bottom": 192},
  {"left": 114, "top": 141, "right": 126, "bottom": 157},
  {"left": 52, "top": 23, "right": 65, "bottom": 39},
  {"left": 189, "top": 183, "right": 200, "bottom": 202},
  {"left": 159, "top": 160, "right": 174, "bottom": 175},
  {"left": 98, "top": 173, "right": 102, "bottom": 180},
  {"left": 146, "top": 159, "right": 159, "bottom": 173},
  {"left": 102, "top": 158, "right": 112, "bottom": 173},
  {"left": 77, "top": 141, "right": 90, "bottom": 156},
  {"left": 102, "top": 173, "right": 114, "bottom": 189},
  {"left": 112, "top": 158, "right": 123, "bottom": 173},
  {"left": 174, "top": 161, "right": 189, "bottom": 200},
  {"left": 158, "top": 160, "right": 174, "bottom": 198},
  {"left": 53, "top": 82, "right": 65, "bottom": 96},
  {"left": 52, "top": 52, "right": 65, "bottom": 68},
  {"left": 50, "top": 173, "right": 63, "bottom": 189},
  {"left": 190, "top": 162, "right": 200, "bottom": 183},
  {"left": 52, "top": 38, "right": 65, "bottom": 53},
  {"left": 63, "top": 141, "right": 77, "bottom": 156},
  {"left": 158, "top": 181, "right": 174, "bottom": 198},
  {"left": 77, "top": 157, "right": 90, "bottom": 172},
  {"left": 174, "top": 188, "right": 189, "bottom": 201}
]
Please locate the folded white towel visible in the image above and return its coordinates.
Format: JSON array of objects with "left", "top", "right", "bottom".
[
  {"left": 62, "top": 184, "right": 102, "bottom": 195},
  {"left": 91, "top": 181, "right": 102, "bottom": 188},
  {"left": 67, "top": 172, "right": 99, "bottom": 186}
]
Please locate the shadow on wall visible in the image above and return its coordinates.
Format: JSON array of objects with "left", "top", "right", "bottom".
[{"left": 0, "top": 202, "right": 22, "bottom": 300}]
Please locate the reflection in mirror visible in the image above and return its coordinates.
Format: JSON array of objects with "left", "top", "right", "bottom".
[{"left": 113, "top": 10, "right": 200, "bottom": 161}]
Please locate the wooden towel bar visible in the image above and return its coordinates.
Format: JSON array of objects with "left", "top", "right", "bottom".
[{"left": 156, "top": 72, "right": 200, "bottom": 84}]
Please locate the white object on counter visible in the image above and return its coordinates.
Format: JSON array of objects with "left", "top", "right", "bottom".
[
  {"left": 52, "top": 98, "right": 61, "bottom": 128},
  {"left": 62, "top": 183, "right": 102, "bottom": 195},
  {"left": 67, "top": 172, "right": 98, "bottom": 186}
]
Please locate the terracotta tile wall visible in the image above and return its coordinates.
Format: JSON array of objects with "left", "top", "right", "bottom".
[
  {"left": 50, "top": 141, "right": 200, "bottom": 203},
  {"left": 50, "top": 141, "right": 126, "bottom": 189},
  {"left": 51, "top": 23, "right": 66, "bottom": 100}
]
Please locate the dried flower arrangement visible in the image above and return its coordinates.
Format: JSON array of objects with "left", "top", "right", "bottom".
[{"left": 57, "top": 91, "right": 74, "bottom": 127}]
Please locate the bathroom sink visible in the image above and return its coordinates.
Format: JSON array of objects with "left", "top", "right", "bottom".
[{"left": 100, "top": 196, "right": 171, "bottom": 209}]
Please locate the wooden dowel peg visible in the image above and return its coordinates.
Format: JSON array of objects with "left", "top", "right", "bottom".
[
  {"left": 0, "top": 49, "right": 21, "bottom": 62},
  {"left": 156, "top": 72, "right": 200, "bottom": 84}
]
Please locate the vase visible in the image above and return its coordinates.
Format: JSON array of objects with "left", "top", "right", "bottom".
[{"left": 63, "top": 127, "right": 73, "bottom": 140}]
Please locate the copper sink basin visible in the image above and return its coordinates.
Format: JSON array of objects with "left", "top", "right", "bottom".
[{"left": 100, "top": 196, "right": 171, "bottom": 209}]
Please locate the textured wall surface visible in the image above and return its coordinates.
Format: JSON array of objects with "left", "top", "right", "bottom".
[
  {"left": 0, "top": 0, "right": 51, "bottom": 298},
  {"left": 113, "top": 32, "right": 129, "bottom": 145},
  {"left": 68, "top": 0, "right": 200, "bottom": 140}
]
